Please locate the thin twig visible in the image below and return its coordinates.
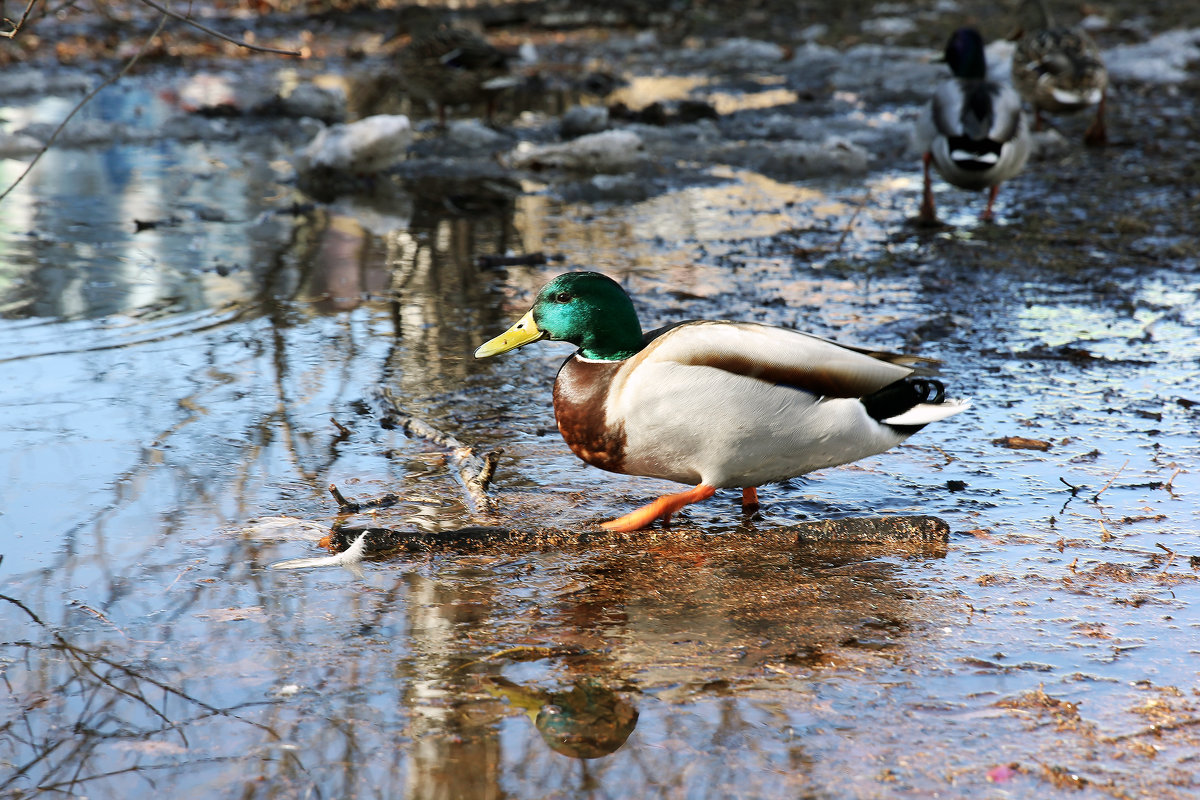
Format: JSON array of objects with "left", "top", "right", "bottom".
[
  {"left": 0, "top": 0, "right": 299, "bottom": 204},
  {"left": 330, "top": 417, "right": 352, "bottom": 440},
  {"left": 134, "top": 0, "right": 301, "bottom": 55},
  {"left": 0, "top": 10, "right": 168, "bottom": 204},
  {"left": 0, "top": 592, "right": 43, "bottom": 624},
  {"left": 1059, "top": 476, "right": 1082, "bottom": 496},
  {"left": 1155, "top": 542, "right": 1177, "bottom": 569},
  {"left": 1091, "top": 459, "right": 1128, "bottom": 503},
  {"left": 328, "top": 483, "right": 398, "bottom": 513},
  {"left": 834, "top": 189, "right": 871, "bottom": 252},
  {"left": 0, "top": 0, "right": 39, "bottom": 38},
  {"left": 1162, "top": 467, "right": 1181, "bottom": 496},
  {"left": 377, "top": 388, "right": 501, "bottom": 515}
]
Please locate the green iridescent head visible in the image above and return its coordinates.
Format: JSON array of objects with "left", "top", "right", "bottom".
[{"left": 474, "top": 272, "right": 644, "bottom": 361}]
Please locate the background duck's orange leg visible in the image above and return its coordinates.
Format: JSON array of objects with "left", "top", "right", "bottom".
[
  {"left": 741, "top": 487, "right": 759, "bottom": 513},
  {"left": 1084, "top": 93, "right": 1107, "bottom": 146},
  {"left": 918, "top": 152, "right": 937, "bottom": 223},
  {"left": 981, "top": 184, "right": 1000, "bottom": 221},
  {"left": 601, "top": 485, "right": 717, "bottom": 532}
]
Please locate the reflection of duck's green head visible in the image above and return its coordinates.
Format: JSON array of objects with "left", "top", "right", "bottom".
[
  {"left": 484, "top": 676, "right": 639, "bottom": 759},
  {"left": 474, "top": 272, "right": 644, "bottom": 361}
]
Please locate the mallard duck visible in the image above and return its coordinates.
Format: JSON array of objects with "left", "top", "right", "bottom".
[
  {"left": 474, "top": 272, "right": 970, "bottom": 532},
  {"left": 395, "top": 6, "right": 516, "bottom": 125},
  {"left": 1011, "top": 0, "right": 1108, "bottom": 145},
  {"left": 917, "top": 27, "right": 1031, "bottom": 223}
]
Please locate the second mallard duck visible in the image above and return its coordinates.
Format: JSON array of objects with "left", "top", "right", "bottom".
[
  {"left": 395, "top": 6, "right": 516, "bottom": 125},
  {"left": 917, "top": 27, "right": 1031, "bottom": 223},
  {"left": 475, "top": 272, "right": 970, "bottom": 532},
  {"left": 1011, "top": 0, "right": 1108, "bottom": 145}
]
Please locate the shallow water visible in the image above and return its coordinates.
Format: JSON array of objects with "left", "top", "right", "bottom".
[{"left": 3, "top": 6, "right": 1200, "bottom": 799}]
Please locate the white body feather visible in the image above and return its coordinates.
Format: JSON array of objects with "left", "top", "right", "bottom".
[
  {"left": 598, "top": 322, "right": 968, "bottom": 488},
  {"left": 917, "top": 78, "right": 1031, "bottom": 190}
]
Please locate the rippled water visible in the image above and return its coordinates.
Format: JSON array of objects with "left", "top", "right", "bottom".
[{"left": 3, "top": 8, "right": 1200, "bottom": 799}]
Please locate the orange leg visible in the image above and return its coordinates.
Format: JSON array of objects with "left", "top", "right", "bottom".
[
  {"left": 742, "top": 487, "right": 759, "bottom": 512},
  {"left": 981, "top": 184, "right": 1000, "bottom": 222},
  {"left": 1084, "top": 92, "right": 1107, "bottom": 147},
  {"left": 918, "top": 151, "right": 937, "bottom": 223},
  {"left": 601, "top": 485, "right": 717, "bottom": 532}
]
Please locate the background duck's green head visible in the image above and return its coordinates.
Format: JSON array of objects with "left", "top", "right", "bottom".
[
  {"left": 943, "top": 27, "right": 987, "bottom": 80},
  {"left": 475, "top": 272, "right": 644, "bottom": 361}
]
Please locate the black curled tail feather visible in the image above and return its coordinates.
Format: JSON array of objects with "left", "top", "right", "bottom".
[{"left": 861, "top": 378, "right": 946, "bottom": 425}]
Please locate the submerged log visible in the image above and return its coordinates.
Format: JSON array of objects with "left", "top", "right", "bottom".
[
  {"left": 319, "top": 515, "right": 950, "bottom": 557},
  {"left": 786, "top": 515, "right": 949, "bottom": 543}
]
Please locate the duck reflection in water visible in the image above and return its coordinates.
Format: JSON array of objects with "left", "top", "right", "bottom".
[{"left": 483, "top": 675, "right": 639, "bottom": 760}]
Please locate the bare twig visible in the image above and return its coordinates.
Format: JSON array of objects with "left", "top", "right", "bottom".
[
  {"left": 329, "top": 483, "right": 353, "bottom": 508},
  {"left": 330, "top": 416, "right": 352, "bottom": 440},
  {"left": 834, "top": 189, "right": 871, "bottom": 252},
  {"left": 1059, "top": 476, "right": 1082, "bottom": 496},
  {"left": 0, "top": 0, "right": 299, "bottom": 205},
  {"left": 328, "top": 483, "right": 399, "bottom": 513},
  {"left": 0, "top": 10, "right": 168, "bottom": 204},
  {"left": 1091, "top": 459, "right": 1128, "bottom": 503},
  {"left": 4, "top": 597, "right": 281, "bottom": 739},
  {"left": 1156, "top": 542, "right": 1177, "bottom": 569},
  {"left": 377, "top": 388, "right": 502, "bottom": 514},
  {"left": 0, "top": 0, "right": 39, "bottom": 38},
  {"left": 1, "top": 592, "right": 43, "bottom": 624},
  {"left": 133, "top": 0, "right": 301, "bottom": 55}
]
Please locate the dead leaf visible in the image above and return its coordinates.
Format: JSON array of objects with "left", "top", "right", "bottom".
[{"left": 992, "top": 436, "right": 1052, "bottom": 451}]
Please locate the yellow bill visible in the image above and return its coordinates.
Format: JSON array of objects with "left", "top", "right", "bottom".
[{"left": 474, "top": 310, "right": 546, "bottom": 358}]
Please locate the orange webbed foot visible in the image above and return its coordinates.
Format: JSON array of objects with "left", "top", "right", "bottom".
[{"left": 601, "top": 485, "right": 717, "bottom": 532}]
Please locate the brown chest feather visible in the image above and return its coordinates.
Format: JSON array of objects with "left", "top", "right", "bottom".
[{"left": 552, "top": 356, "right": 628, "bottom": 474}]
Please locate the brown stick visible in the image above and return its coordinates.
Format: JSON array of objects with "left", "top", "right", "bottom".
[
  {"left": 1091, "top": 459, "right": 1128, "bottom": 503},
  {"left": 376, "top": 389, "right": 501, "bottom": 514},
  {"left": 834, "top": 189, "right": 871, "bottom": 252},
  {"left": 328, "top": 483, "right": 398, "bottom": 513},
  {"left": 0, "top": 0, "right": 39, "bottom": 38}
]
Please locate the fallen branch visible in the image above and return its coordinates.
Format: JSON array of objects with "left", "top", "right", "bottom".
[
  {"left": 318, "top": 514, "right": 952, "bottom": 556},
  {"left": 376, "top": 388, "right": 502, "bottom": 514},
  {"left": 328, "top": 483, "right": 399, "bottom": 513}
]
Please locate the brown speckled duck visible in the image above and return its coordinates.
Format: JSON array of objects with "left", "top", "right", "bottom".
[
  {"left": 1011, "top": 0, "right": 1108, "bottom": 145},
  {"left": 475, "top": 272, "right": 970, "bottom": 532},
  {"left": 395, "top": 6, "right": 516, "bottom": 125}
]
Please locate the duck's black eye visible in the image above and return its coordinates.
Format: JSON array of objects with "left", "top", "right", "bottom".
[{"left": 554, "top": 292, "right": 572, "bottom": 303}]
